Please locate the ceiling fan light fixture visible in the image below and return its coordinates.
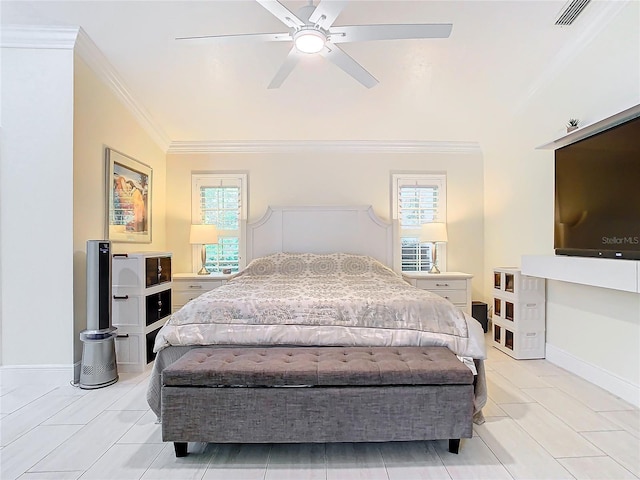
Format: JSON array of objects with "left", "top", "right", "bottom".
[{"left": 294, "top": 29, "right": 326, "bottom": 54}]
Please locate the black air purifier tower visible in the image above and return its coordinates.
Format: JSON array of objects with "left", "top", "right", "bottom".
[{"left": 79, "top": 240, "right": 118, "bottom": 389}]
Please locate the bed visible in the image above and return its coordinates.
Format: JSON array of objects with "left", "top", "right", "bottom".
[{"left": 146, "top": 205, "right": 487, "bottom": 450}]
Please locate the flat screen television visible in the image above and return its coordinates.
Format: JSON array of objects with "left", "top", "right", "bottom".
[{"left": 554, "top": 114, "right": 640, "bottom": 259}]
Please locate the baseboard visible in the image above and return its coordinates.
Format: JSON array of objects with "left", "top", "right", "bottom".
[
  {"left": 0, "top": 364, "right": 76, "bottom": 387},
  {"left": 545, "top": 343, "right": 639, "bottom": 408}
]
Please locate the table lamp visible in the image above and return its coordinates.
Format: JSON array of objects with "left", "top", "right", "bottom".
[
  {"left": 189, "top": 224, "right": 218, "bottom": 275},
  {"left": 420, "top": 222, "right": 448, "bottom": 274}
]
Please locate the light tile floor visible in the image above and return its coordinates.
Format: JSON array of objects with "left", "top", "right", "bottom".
[{"left": 1, "top": 343, "right": 638, "bottom": 480}]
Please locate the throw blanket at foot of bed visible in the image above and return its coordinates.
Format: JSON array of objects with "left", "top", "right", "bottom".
[{"left": 161, "top": 346, "right": 475, "bottom": 457}]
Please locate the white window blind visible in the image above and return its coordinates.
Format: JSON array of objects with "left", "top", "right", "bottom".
[
  {"left": 392, "top": 174, "right": 447, "bottom": 272},
  {"left": 192, "top": 173, "right": 247, "bottom": 273}
]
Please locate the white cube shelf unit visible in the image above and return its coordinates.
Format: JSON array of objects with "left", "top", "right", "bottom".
[
  {"left": 492, "top": 267, "right": 546, "bottom": 359},
  {"left": 112, "top": 252, "right": 172, "bottom": 372}
]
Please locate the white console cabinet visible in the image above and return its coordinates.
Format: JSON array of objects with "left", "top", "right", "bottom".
[
  {"left": 402, "top": 272, "right": 473, "bottom": 315},
  {"left": 492, "top": 267, "right": 545, "bottom": 359},
  {"left": 522, "top": 255, "right": 639, "bottom": 293},
  {"left": 112, "top": 252, "right": 172, "bottom": 372},
  {"left": 172, "top": 273, "right": 233, "bottom": 312}
]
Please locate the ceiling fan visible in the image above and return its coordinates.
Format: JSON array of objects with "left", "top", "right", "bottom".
[{"left": 176, "top": 0, "right": 452, "bottom": 89}]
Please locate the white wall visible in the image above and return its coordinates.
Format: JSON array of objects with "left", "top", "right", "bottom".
[
  {"left": 72, "top": 54, "right": 167, "bottom": 370},
  {"left": 0, "top": 31, "right": 167, "bottom": 380},
  {"left": 166, "top": 148, "right": 486, "bottom": 297},
  {"left": 1, "top": 46, "right": 75, "bottom": 366},
  {"left": 546, "top": 281, "right": 639, "bottom": 400},
  {"left": 483, "top": 2, "right": 640, "bottom": 404}
]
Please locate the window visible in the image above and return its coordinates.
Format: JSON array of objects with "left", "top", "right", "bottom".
[
  {"left": 392, "top": 173, "right": 447, "bottom": 272},
  {"left": 192, "top": 173, "right": 247, "bottom": 273}
]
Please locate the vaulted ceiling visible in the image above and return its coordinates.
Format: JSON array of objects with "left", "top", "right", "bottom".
[{"left": 1, "top": 1, "right": 630, "bottom": 145}]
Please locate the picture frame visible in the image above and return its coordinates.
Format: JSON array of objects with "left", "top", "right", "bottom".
[{"left": 106, "top": 148, "right": 152, "bottom": 243}]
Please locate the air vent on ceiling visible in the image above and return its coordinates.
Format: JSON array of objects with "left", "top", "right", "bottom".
[{"left": 555, "top": 0, "right": 592, "bottom": 25}]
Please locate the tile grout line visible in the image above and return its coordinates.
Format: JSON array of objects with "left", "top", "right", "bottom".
[
  {"left": 495, "top": 376, "right": 611, "bottom": 477},
  {"left": 484, "top": 359, "right": 582, "bottom": 477},
  {"left": 1, "top": 391, "right": 86, "bottom": 449}
]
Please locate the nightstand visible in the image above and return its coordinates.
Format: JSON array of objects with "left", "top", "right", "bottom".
[
  {"left": 171, "top": 273, "right": 234, "bottom": 312},
  {"left": 402, "top": 271, "right": 473, "bottom": 314}
]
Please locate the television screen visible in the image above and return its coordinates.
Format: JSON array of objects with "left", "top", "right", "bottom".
[{"left": 554, "top": 114, "right": 640, "bottom": 259}]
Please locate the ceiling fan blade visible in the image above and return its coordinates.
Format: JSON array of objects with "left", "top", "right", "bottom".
[
  {"left": 176, "top": 32, "right": 291, "bottom": 45},
  {"left": 308, "top": 0, "right": 348, "bottom": 30},
  {"left": 256, "top": 0, "right": 305, "bottom": 29},
  {"left": 319, "top": 44, "right": 378, "bottom": 88},
  {"left": 330, "top": 23, "right": 453, "bottom": 43},
  {"left": 268, "top": 46, "right": 303, "bottom": 89}
]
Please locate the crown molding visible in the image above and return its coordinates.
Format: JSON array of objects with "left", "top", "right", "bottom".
[
  {"left": 167, "top": 140, "right": 482, "bottom": 155},
  {"left": 2, "top": 24, "right": 170, "bottom": 151},
  {"left": 74, "top": 28, "right": 171, "bottom": 151},
  {"left": 0, "top": 25, "right": 79, "bottom": 49},
  {"left": 2, "top": 26, "right": 483, "bottom": 157}
]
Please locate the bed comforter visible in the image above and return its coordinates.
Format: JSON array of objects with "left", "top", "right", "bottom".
[{"left": 147, "top": 253, "right": 487, "bottom": 422}]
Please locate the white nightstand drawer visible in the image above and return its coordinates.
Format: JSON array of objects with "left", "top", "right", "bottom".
[
  {"left": 172, "top": 274, "right": 231, "bottom": 311},
  {"left": 173, "top": 280, "right": 225, "bottom": 292},
  {"left": 402, "top": 272, "right": 473, "bottom": 315},
  {"left": 414, "top": 279, "right": 468, "bottom": 291},
  {"left": 173, "top": 290, "right": 211, "bottom": 307},
  {"left": 429, "top": 289, "right": 467, "bottom": 305}
]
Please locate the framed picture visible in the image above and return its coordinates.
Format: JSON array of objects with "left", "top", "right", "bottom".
[{"left": 106, "top": 148, "right": 152, "bottom": 243}]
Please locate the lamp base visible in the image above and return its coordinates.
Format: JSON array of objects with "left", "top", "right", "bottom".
[
  {"left": 430, "top": 242, "right": 441, "bottom": 274},
  {"left": 197, "top": 245, "right": 209, "bottom": 275}
]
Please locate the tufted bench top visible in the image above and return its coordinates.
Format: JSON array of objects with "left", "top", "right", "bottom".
[{"left": 162, "top": 346, "right": 473, "bottom": 388}]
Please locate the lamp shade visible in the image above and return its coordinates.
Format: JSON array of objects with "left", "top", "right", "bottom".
[
  {"left": 189, "top": 224, "right": 218, "bottom": 245},
  {"left": 420, "top": 222, "right": 448, "bottom": 243}
]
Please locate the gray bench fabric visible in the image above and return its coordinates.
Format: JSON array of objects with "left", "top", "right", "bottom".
[
  {"left": 160, "top": 346, "right": 474, "bottom": 451},
  {"left": 162, "top": 346, "right": 474, "bottom": 387},
  {"left": 163, "top": 385, "right": 473, "bottom": 444}
]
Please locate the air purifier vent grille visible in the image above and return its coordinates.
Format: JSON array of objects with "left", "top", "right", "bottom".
[{"left": 82, "top": 361, "right": 116, "bottom": 376}]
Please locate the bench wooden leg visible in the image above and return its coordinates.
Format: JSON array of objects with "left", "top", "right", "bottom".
[
  {"left": 448, "top": 439, "right": 460, "bottom": 454},
  {"left": 174, "top": 442, "right": 188, "bottom": 457}
]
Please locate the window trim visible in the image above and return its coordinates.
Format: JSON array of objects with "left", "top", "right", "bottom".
[
  {"left": 191, "top": 172, "right": 248, "bottom": 273},
  {"left": 391, "top": 173, "right": 447, "bottom": 273}
]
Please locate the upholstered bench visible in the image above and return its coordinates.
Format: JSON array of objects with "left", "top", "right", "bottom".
[{"left": 161, "top": 346, "right": 475, "bottom": 457}]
